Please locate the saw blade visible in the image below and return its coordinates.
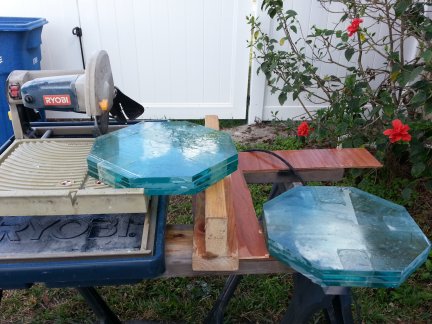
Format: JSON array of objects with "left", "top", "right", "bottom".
[{"left": 95, "top": 112, "right": 109, "bottom": 135}]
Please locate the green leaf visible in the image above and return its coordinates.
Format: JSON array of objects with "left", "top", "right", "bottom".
[
  {"left": 422, "top": 49, "right": 432, "bottom": 63},
  {"left": 279, "top": 38, "right": 285, "bottom": 46},
  {"left": 340, "top": 13, "right": 348, "bottom": 22},
  {"left": 254, "top": 30, "right": 260, "bottom": 40},
  {"left": 383, "top": 105, "right": 395, "bottom": 116},
  {"left": 290, "top": 25, "right": 297, "bottom": 33},
  {"left": 341, "top": 33, "right": 349, "bottom": 42},
  {"left": 411, "top": 162, "right": 426, "bottom": 177},
  {"left": 398, "top": 66, "right": 424, "bottom": 86},
  {"left": 410, "top": 91, "right": 427, "bottom": 105},
  {"left": 425, "top": 99, "right": 432, "bottom": 114},
  {"left": 278, "top": 92, "right": 287, "bottom": 105},
  {"left": 397, "top": 70, "right": 411, "bottom": 87},
  {"left": 410, "top": 66, "right": 424, "bottom": 81},
  {"left": 286, "top": 10, "right": 297, "bottom": 18},
  {"left": 402, "top": 187, "right": 413, "bottom": 200},
  {"left": 395, "top": 0, "right": 412, "bottom": 17},
  {"left": 345, "top": 48, "right": 355, "bottom": 61}
]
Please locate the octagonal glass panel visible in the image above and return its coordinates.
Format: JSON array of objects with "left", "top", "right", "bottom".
[
  {"left": 263, "top": 186, "right": 431, "bottom": 288},
  {"left": 87, "top": 121, "right": 238, "bottom": 195}
]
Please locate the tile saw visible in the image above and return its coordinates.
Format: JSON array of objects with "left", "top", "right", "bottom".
[{"left": 0, "top": 51, "right": 166, "bottom": 288}]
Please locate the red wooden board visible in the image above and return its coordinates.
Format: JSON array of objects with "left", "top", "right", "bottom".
[{"left": 239, "top": 148, "right": 382, "bottom": 173}]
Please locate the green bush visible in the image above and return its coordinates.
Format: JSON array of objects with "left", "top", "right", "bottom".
[{"left": 248, "top": 0, "right": 432, "bottom": 185}]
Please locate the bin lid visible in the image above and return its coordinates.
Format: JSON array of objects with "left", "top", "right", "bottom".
[{"left": 0, "top": 17, "right": 47, "bottom": 31}]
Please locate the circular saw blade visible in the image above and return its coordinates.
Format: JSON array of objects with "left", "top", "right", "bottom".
[
  {"left": 85, "top": 50, "right": 115, "bottom": 119},
  {"left": 95, "top": 112, "right": 109, "bottom": 135}
]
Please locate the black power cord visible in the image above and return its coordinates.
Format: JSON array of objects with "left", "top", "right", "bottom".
[
  {"left": 242, "top": 148, "right": 305, "bottom": 185},
  {"left": 72, "top": 27, "right": 85, "bottom": 69}
]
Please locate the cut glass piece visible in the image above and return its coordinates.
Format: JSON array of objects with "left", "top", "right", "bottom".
[
  {"left": 263, "top": 186, "right": 431, "bottom": 288},
  {"left": 87, "top": 121, "right": 238, "bottom": 194}
]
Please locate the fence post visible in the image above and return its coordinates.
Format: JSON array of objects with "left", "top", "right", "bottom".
[{"left": 248, "top": 0, "right": 270, "bottom": 124}]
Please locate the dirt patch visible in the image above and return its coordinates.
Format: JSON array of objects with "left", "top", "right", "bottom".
[{"left": 222, "top": 122, "right": 290, "bottom": 145}]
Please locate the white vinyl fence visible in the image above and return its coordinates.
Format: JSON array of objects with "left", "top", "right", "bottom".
[
  {"left": 2, "top": 0, "right": 251, "bottom": 120},
  {"left": 2, "top": 0, "right": 404, "bottom": 123}
]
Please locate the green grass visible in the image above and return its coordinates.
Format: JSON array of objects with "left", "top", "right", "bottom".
[{"left": 1, "top": 133, "right": 431, "bottom": 323}]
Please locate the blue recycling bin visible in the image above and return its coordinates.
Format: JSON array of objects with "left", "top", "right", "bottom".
[{"left": 0, "top": 17, "right": 47, "bottom": 145}]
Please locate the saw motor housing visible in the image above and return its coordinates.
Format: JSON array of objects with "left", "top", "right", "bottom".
[{"left": 7, "top": 50, "right": 114, "bottom": 139}]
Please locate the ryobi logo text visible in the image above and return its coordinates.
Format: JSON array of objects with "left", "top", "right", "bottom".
[{"left": 43, "top": 94, "right": 71, "bottom": 106}]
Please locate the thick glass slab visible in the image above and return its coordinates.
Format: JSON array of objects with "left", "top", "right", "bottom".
[
  {"left": 88, "top": 161, "right": 237, "bottom": 195},
  {"left": 263, "top": 186, "right": 431, "bottom": 288},
  {"left": 87, "top": 121, "right": 238, "bottom": 194}
]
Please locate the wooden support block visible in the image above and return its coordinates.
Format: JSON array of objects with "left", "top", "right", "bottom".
[
  {"left": 191, "top": 115, "right": 239, "bottom": 271},
  {"left": 205, "top": 179, "right": 229, "bottom": 255},
  {"left": 165, "top": 225, "right": 291, "bottom": 278},
  {"left": 231, "top": 170, "right": 268, "bottom": 259}
]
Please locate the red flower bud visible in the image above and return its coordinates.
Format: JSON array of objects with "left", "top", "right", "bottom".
[
  {"left": 297, "top": 121, "right": 310, "bottom": 137},
  {"left": 347, "top": 18, "right": 364, "bottom": 37}
]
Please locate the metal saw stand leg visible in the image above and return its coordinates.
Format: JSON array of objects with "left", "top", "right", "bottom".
[
  {"left": 77, "top": 287, "right": 121, "bottom": 324},
  {"left": 281, "top": 273, "right": 355, "bottom": 324},
  {"left": 205, "top": 274, "right": 243, "bottom": 324}
]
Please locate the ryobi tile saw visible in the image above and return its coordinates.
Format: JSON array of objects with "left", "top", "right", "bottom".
[{"left": 0, "top": 51, "right": 166, "bottom": 287}]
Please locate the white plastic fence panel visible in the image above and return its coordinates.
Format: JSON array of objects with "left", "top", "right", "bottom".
[
  {"left": 76, "top": 0, "right": 251, "bottom": 120},
  {"left": 2, "top": 0, "right": 251, "bottom": 120}
]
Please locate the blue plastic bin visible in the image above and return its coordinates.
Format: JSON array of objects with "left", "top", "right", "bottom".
[{"left": 0, "top": 17, "right": 47, "bottom": 145}]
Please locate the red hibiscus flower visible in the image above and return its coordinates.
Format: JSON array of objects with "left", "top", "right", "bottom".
[
  {"left": 297, "top": 121, "right": 310, "bottom": 137},
  {"left": 347, "top": 18, "right": 364, "bottom": 37},
  {"left": 383, "top": 119, "right": 411, "bottom": 143}
]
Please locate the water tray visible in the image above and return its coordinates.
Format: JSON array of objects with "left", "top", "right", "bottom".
[{"left": 0, "top": 139, "right": 149, "bottom": 216}]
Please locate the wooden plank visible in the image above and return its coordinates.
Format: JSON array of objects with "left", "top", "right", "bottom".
[
  {"left": 231, "top": 170, "right": 269, "bottom": 259},
  {"left": 243, "top": 169, "right": 345, "bottom": 184},
  {"left": 238, "top": 148, "right": 382, "bottom": 173},
  {"left": 165, "top": 225, "right": 291, "bottom": 278},
  {"left": 204, "top": 115, "right": 220, "bottom": 130},
  {"left": 192, "top": 115, "right": 239, "bottom": 271},
  {"left": 205, "top": 180, "right": 229, "bottom": 254},
  {"left": 192, "top": 185, "right": 239, "bottom": 271}
]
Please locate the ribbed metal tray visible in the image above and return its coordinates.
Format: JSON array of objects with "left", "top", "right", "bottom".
[{"left": 0, "top": 139, "right": 149, "bottom": 216}]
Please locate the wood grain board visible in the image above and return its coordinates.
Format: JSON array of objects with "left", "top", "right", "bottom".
[
  {"left": 192, "top": 116, "right": 239, "bottom": 271},
  {"left": 239, "top": 148, "right": 382, "bottom": 173},
  {"left": 165, "top": 225, "right": 291, "bottom": 278},
  {"left": 231, "top": 170, "right": 268, "bottom": 259}
]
